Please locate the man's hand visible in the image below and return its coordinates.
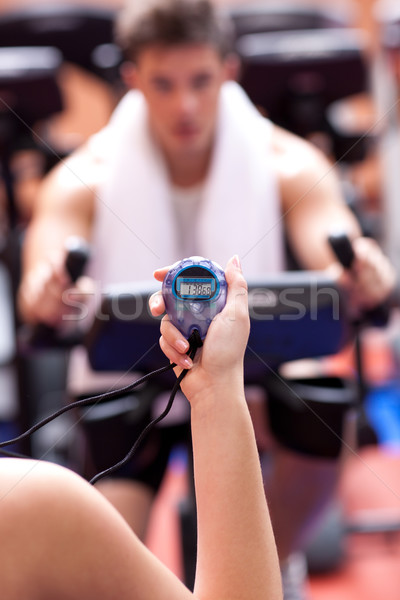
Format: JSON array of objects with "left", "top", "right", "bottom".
[
  {"left": 328, "top": 236, "right": 396, "bottom": 318},
  {"left": 18, "top": 250, "right": 93, "bottom": 327}
]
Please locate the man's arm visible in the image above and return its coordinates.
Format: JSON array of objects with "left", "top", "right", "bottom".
[
  {"left": 272, "top": 125, "right": 361, "bottom": 270},
  {"left": 272, "top": 125, "right": 395, "bottom": 309},
  {"left": 17, "top": 147, "right": 96, "bottom": 326}
]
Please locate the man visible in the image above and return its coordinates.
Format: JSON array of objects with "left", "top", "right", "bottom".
[{"left": 17, "top": 0, "right": 395, "bottom": 597}]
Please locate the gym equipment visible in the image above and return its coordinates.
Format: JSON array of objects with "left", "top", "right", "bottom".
[
  {"left": 227, "top": 3, "right": 349, "bottom": 39},
  {"left": 236, "top": 27, "right": 369, "bottom": 156},
  {"left": 226, "top": 2, "right": 364, "bottom": 155},
  {"left": 85, "top": 269, "right": 351, "bottom": 382},
  {"left": 0, "top": 46, "right": 64, "bottom": 455},
  {"left": 0, "top": 4, "right": 121, "bottom": 84},
  {"left": 0, "top": 46, "right": 63, "bottom": 230},
  {"left": 302, "top": 233, "right": 398, "bottom": 574}
]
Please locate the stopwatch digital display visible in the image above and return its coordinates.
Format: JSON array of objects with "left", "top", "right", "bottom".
[
  {"left": 175, "top": 266, "right": 217, "bottom": 300},
  {"left": 177, "top": 278, "right": 214, "bottom": 298},
  {"left": 162, "top": 257, "right": 227, "bottom": 339}
]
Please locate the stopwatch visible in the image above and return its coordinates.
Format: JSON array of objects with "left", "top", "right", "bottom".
[{"left": 162, "top": 257, "right": 227, "bottom": 340}]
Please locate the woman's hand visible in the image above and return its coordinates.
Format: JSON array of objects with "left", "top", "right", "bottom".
[{"left": 149, "top": 255, "right": 250, "bottom": 404}]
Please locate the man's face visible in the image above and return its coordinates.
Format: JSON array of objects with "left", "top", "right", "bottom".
[{"left": 130, "top": 44, "right": 234, "bottom": 161}]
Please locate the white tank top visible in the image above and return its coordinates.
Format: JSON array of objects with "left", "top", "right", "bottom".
[{"left": 170, "top": 183, "right": 203, "bottom": 258}]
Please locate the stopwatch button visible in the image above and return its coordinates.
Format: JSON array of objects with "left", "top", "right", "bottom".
[{"left": 189, "top": 302, "right": 204, "bottom": 314}]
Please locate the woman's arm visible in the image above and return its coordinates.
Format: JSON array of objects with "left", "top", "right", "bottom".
[{"left": 152, "top": 255, "right": 282, "bottom": 600}]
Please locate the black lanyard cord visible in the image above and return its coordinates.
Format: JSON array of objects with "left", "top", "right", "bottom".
[
  {"left": 90, "top": 366, "right": 189, "bottom": 484},
  {"left": 90, "top": 330, "right": 201, "bottom": 484},
  {"left": 0, "top": 330, "right": 202, "bottom": 485},
  {"left": 0, "top": 362, "right": 176, "bottom": 454}
]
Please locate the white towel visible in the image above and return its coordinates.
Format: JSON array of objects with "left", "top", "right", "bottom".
[{"left": 87, "top": 80, "right": 284, "bottom": 285}]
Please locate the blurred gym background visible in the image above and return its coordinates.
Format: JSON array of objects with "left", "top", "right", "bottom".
[{"left": 1, "top": 1, "right": 400, "bottom": 598}]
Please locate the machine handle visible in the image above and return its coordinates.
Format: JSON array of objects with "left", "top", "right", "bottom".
[
  {"left": 328, "top": 232, "right": 390, "bottom": 327},
  {"left": 20, "top": 236, "right": 90, "bottom": 350}
]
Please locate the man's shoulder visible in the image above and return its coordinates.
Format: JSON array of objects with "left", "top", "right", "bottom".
[
  {"left": 270, "top": 124, "right": 332, "bottom": 179},
  {"left": 270, "top": 124, "right": 316, "bottom": 157},
  {"left": 38, "top": 145, "right": 100, "bottom": 214},
  {"left": 47, "top": 145, "right": 102, "bottom": 192}
]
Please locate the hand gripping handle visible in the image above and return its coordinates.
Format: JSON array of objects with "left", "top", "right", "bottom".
[
  {"left": 22, "top": 236, "right": 90, "bottom": 350},
  {"left": 328, "top": 232, "right": 389, "bottom": 327}
]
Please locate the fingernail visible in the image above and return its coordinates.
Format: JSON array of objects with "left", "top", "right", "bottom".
[
  {"left": 176, "top": 339, "right": 189, "bottom": 352},
  {"left": 232, "top": 255, "right": 241, "bottom": 271},
  {"left": 182, "top": 357, "right": 193, "bottom": 369},
  {"left": 151, "top": 294, "right": 161, "bottom": 307}
]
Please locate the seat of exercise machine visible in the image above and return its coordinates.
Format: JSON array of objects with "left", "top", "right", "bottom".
[
  {"left": 236, "top": 28, "right": 368, "bottom": 145},
  {"left": 0, "top": 46, "right": 63, "bottom": 126},
  {"left": 0, "top": 4, "right": 121, "bottom": 82},
  {"left": 227, "top": 3, "right": 349, "bottom": 38},
  {"left": 0, "top": 46, "right": 63, "bottom": 157},
  {"left": 85, "top": 271, "right": 351, "bottom": 385},
  {"left": 0, "top": 46, "right": 63, "bottom": 231}
]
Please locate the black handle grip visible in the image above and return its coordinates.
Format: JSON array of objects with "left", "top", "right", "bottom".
[
  {"left": 328, "top": 232, "right": 389, "bottom": 327},
  {"left": 64, "top": 236, "right": 91, "bottom": 283},
  {"left": 21, "top": 237, "right": 91, "bottom": 350},
  {"left": 328, "top": 232, "right": 355, "bottom": 269}
]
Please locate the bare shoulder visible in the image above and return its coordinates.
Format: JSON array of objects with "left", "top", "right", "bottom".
[
  {"left": 269, "top": 124, "right": 361, "bottom": 269},
  {"left": 37, "top": 143, "right": 102, "bottom": 221},
  {"left": 269, "top": 124, "right": 344, "bottom": 213},
  {"left": 270, "top": 124, "right": 333, "bottom": 181}
]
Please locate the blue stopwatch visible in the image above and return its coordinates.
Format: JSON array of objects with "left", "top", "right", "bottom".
[{"left": 162, "top": 257, "right": 227, "bottom": 340}]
